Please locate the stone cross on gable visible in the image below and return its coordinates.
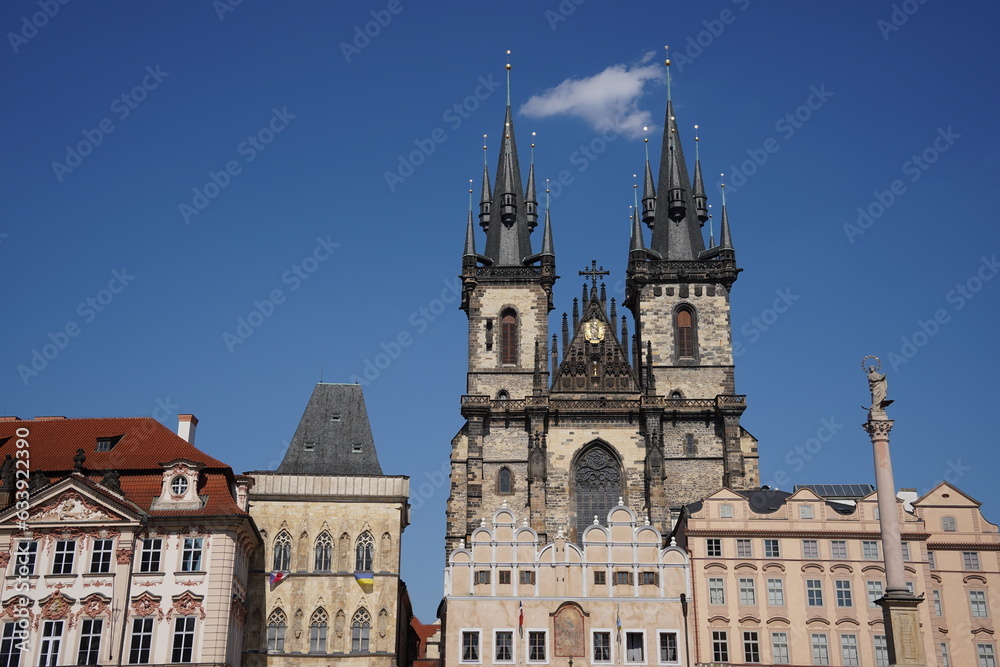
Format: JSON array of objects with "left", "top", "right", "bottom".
[{"left": 579, "top": 260, "right": 609, "bottom": 290}]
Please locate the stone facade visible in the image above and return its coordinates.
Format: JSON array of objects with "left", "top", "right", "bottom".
[
  {"left": 675, "top": 483, "right": 1000, "bottom": 666},
  {"left": 442, "top": 503, "right": 690, "bottom": 666},
  {"left": 243, "top": 473, "right": 411, "bottom": 667}
]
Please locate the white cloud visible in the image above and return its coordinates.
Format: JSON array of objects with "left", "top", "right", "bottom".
[{"left": 519, "top": 60, "right": 663, "bottom": 139}]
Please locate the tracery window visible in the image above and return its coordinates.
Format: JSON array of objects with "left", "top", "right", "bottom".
[
  {"left": 574, "top": 444, "right": 621, "bottom": 541},
  {"left": 351, "top": 608, "right": 371, "bottom": 652},
  {"left": 309, "top": 609, "right": 328, "bottom": 653},
  {"left": 273, "top": 532, "right": 291, "bottom": 572},
  {"left": 266, "top": 609, "right": 287, "bottom": 652},
  {"left": 355, "top": 532, "right": 374, "bottom": 572},
  {"left": 314, "top": 532, "right": 333, "bottom": 572}
]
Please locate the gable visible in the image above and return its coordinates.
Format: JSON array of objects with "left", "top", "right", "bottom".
[
  {"left": 0, "top": 476, "right": 139, "bottom": 526},
  {"left": 552, "top": 290, "right": 638, "bottom": 393}
]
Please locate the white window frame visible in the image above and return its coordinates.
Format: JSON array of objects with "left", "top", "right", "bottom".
[
  {"left": 977, "top": 643, "right": 997, "bottom": 667},
  {"left": 711, "top": 630, "right": 729, "bottom": 663},
  {"left": 706, "top": 538, "right": 722, "bottom": 557},
  {"left": 655, "top": 629, "right": 681, "bottom": 666},
  {"left": 965, "top": 551, "right": 982, "bottom": 570},
  {"left": 129, "top": 617, "right": 154, "bottom": 664},
  {"left": 839, "top": 633, "right": 859, "bottom": 666},
  {"left": 767, "top": 578, "right": 785, "bottom": 606},
  {"left": 806, "top": 579, "right": 824, "bottom": 607},
  {"left": 493, "top": 628, "right": 515, "bottom": 664},
  {"left": 737, "top": 538, "right": 753, "bottom": 558},
  {"left": 181, "top": 537, "right": 203, "bottom": 572},
  {"left": 802, "top": 539, "right": 819, "bottom": 559},
  {"left": 90, "top": 538, "right": 114, "bottom": 574},
  {"left": 971, "top": 590, "right": 989, "bottom": 618},
  {"left": 830, "top": 540, "right": 847, "bottom": 560},
  {"left": 933, "top": 589, "right": 943, "bottom": 616},
  {"left": 862, "top": 540, "right": 880, "bottom": 560},
  {"left": 835, "top": 579, "right": 853, "bottom": 607},
  {"left": 77, "top": 618, "right": 104, "bottom": 665},
  {"left": 800, "top": 504, "right": 814, "bottom": 519},
  {"left": 39, "top": 620, "right": 63, "bottom": 667},
  {"left": 624, "top": 629, "right": 646, "bottom": 665},
  {"left": 52, "top": 540, "right": 75, "bottom": 575},
  {"left": 742, "top": 630, "right": 761, "bottom": 664},
  {"left": 770, "top": 631, "right": 790, "bottom": 665},
  {"left": 738, "top": 577, "right": 756, "bottom": 606},
  {"left": 867, "top": 580, "right": 884, "bottom": 607},
  {"left": 940, "top": 641, "right": 951, "bottom": 667},
  {"left": 810, "top": 632, "right": 830, "bottom": 666},
  {"left": 139, "top": 538, "right": 162, "bottom": 573},
  {"left": 591, "top": 629, "right": 614, "bottom": 664},
  {"left": 170, "top": 616, "right": 196, "bottom": 664},
  {"left": 526, "top": 628, "right": 548, "bottom": 664},
  {"left": 708, "top": 577, "right": 725, "bottom": 605},
  {"left": 764, "top": 539, "right": 780, "bottom": 558},
  {"left": 459, "top": 628, "right": 482, "bottom": 664},
  {"left": 874, "top": 634, "right": 889, "bottom": 667},
  {"left": 14, "top": 541, "right": 36, "bottom": 576}
]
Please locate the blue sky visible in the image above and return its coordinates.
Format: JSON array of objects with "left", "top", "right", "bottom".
[{"left": 3, "top": 1, "right": 999, "bottom": 621}]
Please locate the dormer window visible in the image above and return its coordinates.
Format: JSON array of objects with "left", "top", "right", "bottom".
[
  {"left": 170, "top": 476, "right": 188, "bottom": 496},
  {"left": 329, "top": 414, "right": 341, "bottom": 422},
  {"left": 352, "top": 444, "right": 362, "bottom": 454},
  {"left": 304, "top": 443, "right": 316, "bottom": 452},
  {"left": 96, "top": 438, "right": 113, "bottom": 452}
]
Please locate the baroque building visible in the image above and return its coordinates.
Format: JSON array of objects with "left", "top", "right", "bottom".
[
  {"left": 243, "top": 383, "right": 412, "bottom": 667},
  {"left": 0, "top": 414, "right": 258, "bottom": 667},
  {"left": 446, "top": 57, "right": 758, "bottom": 554}
]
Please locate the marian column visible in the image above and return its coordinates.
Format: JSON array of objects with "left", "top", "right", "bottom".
[{"left": 862, "top": 357, "right": 925, "bottom": 666}]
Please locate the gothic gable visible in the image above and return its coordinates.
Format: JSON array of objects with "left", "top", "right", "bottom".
[{"left": 552, "top": 291, "right": 638, "bottom": 393}]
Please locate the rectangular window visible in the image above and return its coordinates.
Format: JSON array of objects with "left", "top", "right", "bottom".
[
  {"left": 965, "top": 552, "right": 982, "bottom": 570},
  {"left": 593, "top": 631, "right": 611, "bottom": 663},
  {"left": 830, "top": 540, "right": 847, "bottom": 560},
  {"left": 78, "top": 618, "right": 103, "bottom": 665},
  {"left": 53, "top": 540, "right": 75, "bottom": 575},
  {"left": 980, "top": 644, "right": 998, "bottom": 667},
  {"left": 802, "top": 540, "right": 819, "bottom": 559},
  {"left": 499, "top": 570, "right": 511, "bottom": 585},
  {"left": 594, "top": 571, "right": 606, "bottom": 585},
  {"left": 39, "top": 621, "right": 63, "bottom": 667},
  {"left": 495, "top": 631, "right": 513, "bottom": 663},
  {"left": 528, "top": 631, "right": 546, "bottom": 662},
  {"left": 971, "top": 590, "right": 989, "bottom": 617},
  {"left": 720, "top": 504, "right": 733, "bottom": 518},
  {"left": 800, "top": 504, "right": 814, "bottom": 519},
  {"left": 474, "top": 570, "right": 490, "bottom": 585},
  {"left": 771, "top": 632, "right": 790, "bottom": 665},
  {"left": 519, "top": 570, "right": 536, "bottom": 585},
  {"left": 461, "top": 630, "right": 479, "bottom": 662},
  {"left": 928, "top": 550, "right": 936, "bottom": 569},
  {"left": 658, "top": 632, "right": 678, "bottom": 664},
  {"left": 90, "top": 539, "right": 114, "bottom": 574},
  {"left": 933, "top": 590, "right": 943, "bottom": 616},
  {"left": 806, "top": 579, "right": 824, "bottom": 606},
  {"left": 743, "top": 631, "right": 760, "bottom": 663},
  {"left": 181, "top": 538, "right": 202, "bottom": 572},
  {"left": 835, "top": 580, "right": 853, "bottom": 607},
  {"left": 874, "top": 635, "right": 889, "bottom": 666},
  {"left": 942, "top": 516, "right": 957, "bottom": 531},
  {"left": 708, "top": 577, "right": 725, "bottom": 605},
  {"left": 811, "top": 633, "right": 829, "bottom": 666},
  {"left": 706, "top": 539, "right": 721, "bottom": 557},
  {"left": 139, "top": 538, "right": 162, "bottom": 573},
  {"left": 0, "top": 623, "right": 22, "bottom": 667},
  {"left": 840, "top": 634, "right": 859, "bottom": 666},
  {"left": 711, "top": 631, "right": 729, "bottom": 663},
  {"left": 625, "top": 632, "right": 644, "bottom": 663},
  {"left": 940, "top": 641, "right": 951, "bottom": 667},
  {"left": 129, "top": 618, "right": 154, "bottom": 664},
  {"left": 767, "top": 578, "right": 785, "bottom": 606},
  {"left": 764, "top": 539, "right": 780, "bottom": 558},
  {"left": 737, "top": 539, "right": 752, "bottom": 558},
  {"left": 900, "top": 542, "right": 910, "bottom": 560},
  {"left": 862, "top": 541, "right": 880, "bottom": 560},
  {"left": 14, "top": 542, "right": 36, "bottom": 576},
  {"left": 867, "top": 580, "right": 884, "bottom": 607},
  {"left": 171, "top": 617, "right": 195, "bottom": 663},
  {"left": 614, "top": 571, "right": 633, "bottom": 586},
  {"left": 739, "top": 578, "right": 756, "bottom": 606},
  {"left": 640, "top": 571, "right": 658, "bottom": 586}
]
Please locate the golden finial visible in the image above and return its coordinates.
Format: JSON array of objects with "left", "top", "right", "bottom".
[
  {"left": 643, "top": 126, "right": 649, "bottom": 144},
  {"left": 506, "top": 49, "right": 512, "bottom": 70},
  {"left": 505, "top": 50, "right": 512, "bottom": 105},
  {"left": 664, "top": 45, "right": 670, "bottom": 67},
  {"left": 720, "top": 173, "right": 727, "bottom": 206}
]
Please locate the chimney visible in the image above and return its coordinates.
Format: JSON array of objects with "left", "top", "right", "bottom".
[{"left": 178, "top": 414, "right": 198, "bottom": 444}]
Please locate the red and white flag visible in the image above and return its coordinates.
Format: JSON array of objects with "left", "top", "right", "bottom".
[{"left": 270, "top": 571, "right": 287, "bottom": 585}]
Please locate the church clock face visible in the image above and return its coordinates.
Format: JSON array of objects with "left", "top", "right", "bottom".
[{"left": 583, "top": 319, "right": 605, "bottom": 344}]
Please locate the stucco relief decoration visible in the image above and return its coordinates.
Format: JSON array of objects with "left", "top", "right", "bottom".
[
  {"left": 79, "top": 594, "right": 110, "bottom": 619},
  {"left": 38, "top": 592, "right": 75, "bottom": 629},
  {"left": 82, "top": 580, "right": 112, "bottom": 588},
  {"left": 176, "top": 580, "right": 203, "bottom": 587},
  {"left": 117, "top": 548, "right": 132, "bottom": 564},
  {"left": 32, "top": 493, "right": 116, "bottom": 523},
  {"left": 130, "top": 593, "right": 164, "bottom": 621},
  {"left": 0, "top": 552, "right": 9, "bottom": 568},
  {"left": 1, "top": 597, "right": 29, "bottom": 620},
  {"left": 553, "top": 604, "right": 586, "bottom": 657},
  {"left": 171, "top": 463, "right": 192, "bottom": 476},
  {"left": 168, "top": 591, "right": 206, "bottom": 620}
]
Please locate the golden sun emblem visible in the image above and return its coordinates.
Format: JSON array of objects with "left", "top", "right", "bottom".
[{"left": 583, "top": 319, "right": 605, "bottom": 344}]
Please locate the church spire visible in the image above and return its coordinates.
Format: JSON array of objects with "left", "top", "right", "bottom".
[
  {"left": 540, "top": 181, "right": 554, "bottom": 257},
  {"left": 482, "top": 55, "right": 533, "bottom": 266},
  {"left": 693, "top": 127, "right": 709, "bottom": 223},
  {"left": 479, "top": 136, "right": 491, "bottom": 230},
  {"left": 719, "top": 177, "right": 735, "bottom": 255},
  {"left": 650, "top": 48, "right": 706, "bottom": 261},
  {"left": 525, "top": 133, "right": 538, "bottom": 231},
  {"left": 464, "top": 182, "right": 477, "bottom": 260},
  {"left": 642, "top": 128, "right": 656, "bottom": 227}
]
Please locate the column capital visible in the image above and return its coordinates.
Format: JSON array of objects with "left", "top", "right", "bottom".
[{"left": 863, "top": 418, "right": 894, "bottom": 438}]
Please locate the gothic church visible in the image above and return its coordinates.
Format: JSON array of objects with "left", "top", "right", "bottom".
[{"left": 446, "top": 58, "right": 759, "bottom": 553}]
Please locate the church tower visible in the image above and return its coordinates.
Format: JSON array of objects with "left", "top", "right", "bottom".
[{"left": 446, "top": 56, "right": 757, "bottom": 555}]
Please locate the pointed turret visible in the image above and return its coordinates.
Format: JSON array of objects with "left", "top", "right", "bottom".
[
  {"left": 719, "top": 181, "right": 734, "bottom": 255},
  {"left": 525, "top": 133, "right": 538, "bottom": 230},
  {"left": 642, "top": 132, "right": 656, "bottom": 226},
  {"left": 693, "top": 129, "right": 709, "bottom": 223},
  {"left": 483, "top": 104, "right": 534, "bottom": 265},
  {"left": 541, "top": 208, "right": 554, "bottom": 257},
  {"left": 630, "top": 206, "right": 646, "bottom": 255},
  {"left": 650, "top": 53, "right": 707, "bottom": 261},
  {"left": 479, "top": 139, "right": 492, "bottom": 231}
]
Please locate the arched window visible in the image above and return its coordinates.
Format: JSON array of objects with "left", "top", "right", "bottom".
[
  {"left": 309, "top": 609, "right": 328, "bottom": 653},
  {"left": 314, "top": 532, "right": 333, "bottom": 572},
  {"left": 685, "top": 434, "right": 697, "bottom": 457},
  {"left": 273, "top": 532, "right": 291, "bottom": 572},
  {"left": 498, "top": 468, "right": 513, "bottom": 494},
  {"left": 351, "top": 608, "right": 372, "bottom": 652},
  {"left": 355, "top": 532, "right": 374, "bottom": 572},
  {"left": 676, "top": 307, "right": 696, "bottom": 358},
  {"left": 942, "top": 516, "right": 957, "bottom": 532},
  {"left": 266, "top": 609, "right": 287, "bottom": 652},
  {"left": 574, "top": 443, "right": 622, "bottom": 542},
  {"left": 671, "top": 391, "right": 682, "bottom": 400},
  {"left": 500, "top": 309, "right": 518, "bottom": 365},
  {"left": 496, "top": 389, "right": 510, "bottom": 401}
]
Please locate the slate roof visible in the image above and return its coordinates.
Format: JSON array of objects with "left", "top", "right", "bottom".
[
  {"left": 276, "top": 383, "right": 383, "bottom": 476},
  {"left": 0, "top": 417, "right": 245, "bottom": 517}
]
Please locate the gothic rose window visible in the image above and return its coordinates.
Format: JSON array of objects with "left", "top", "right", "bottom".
[{"left": 574, "top": 444, "right": 622, "bottom": 541}]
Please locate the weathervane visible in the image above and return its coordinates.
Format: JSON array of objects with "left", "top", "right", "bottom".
[{"left": 579, "top": 260, "right": 609, "bottom": 290}]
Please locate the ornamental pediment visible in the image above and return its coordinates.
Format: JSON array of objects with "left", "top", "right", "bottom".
[{"left": 30, "top": 491, "right": 122, "bottom": 523}]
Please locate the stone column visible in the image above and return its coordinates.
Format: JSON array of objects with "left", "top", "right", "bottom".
[{"left": 864, "top": 410, "right": 925, "bottom": 666}]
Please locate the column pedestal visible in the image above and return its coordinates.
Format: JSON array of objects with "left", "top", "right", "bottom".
[{"left": 875, "top": 591, "right": 925, "bottom": 666}]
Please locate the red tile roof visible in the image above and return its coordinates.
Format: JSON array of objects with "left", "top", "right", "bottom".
[{"left": 0, "top": 417, "right": 245, "bottom": 517}]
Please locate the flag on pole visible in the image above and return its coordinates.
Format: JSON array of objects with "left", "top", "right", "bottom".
[
  {"left": 518, "top": 600, "right": 524, "bottom": 637},
  {"left": 616, "top": 603, "right": 622, "bottom": 643},
  {"left": 354, "top": 571, "right": 374, "bottom": 593},
  {"left": 269, "top": 571, "right": 287, "bottom": 585}
]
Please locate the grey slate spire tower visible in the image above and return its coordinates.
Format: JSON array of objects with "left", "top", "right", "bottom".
[{"left": 448, "top": 53, "right": 757, "bottom": 557}]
